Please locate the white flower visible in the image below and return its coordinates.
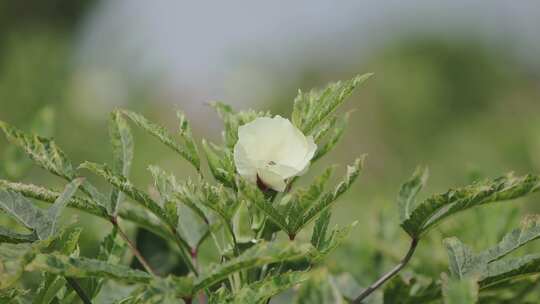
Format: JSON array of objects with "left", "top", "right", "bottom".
[{"left": 234, "top": 116, "right": 317, "bottom": 192}]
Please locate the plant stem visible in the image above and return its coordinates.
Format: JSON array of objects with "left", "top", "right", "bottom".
[
  {"left": 353, "top": 238, "right": 419, "bottom": 303},
  {"left": 66, "top": 277, "right": 92, "bottom": 304},
  {"left": 111, "top": 217, "right": 157, "bottom": 276}
]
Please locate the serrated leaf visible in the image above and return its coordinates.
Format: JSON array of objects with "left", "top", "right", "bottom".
[
  {"left": 232, "top": 200, "right": 254, "bottom": 243},
  {"left": 79, "top": 162, "right": 168, "bottom": 226},
  {"left": 294, "top": 157, "right": 365, "bottom": 234},
  {"left": 312, "top": 113, "right": 349, "bottom": 162},
  {"left": 0, "top": 120, "right": 75, "bottom": 180},
  {"left": 26, "top": 253, "right": 152, "bottom": 284},
  {"left": 201, "top": 139, "right": 236, "bottom": 188},
  {"left": 0, "top": 180, "right": 173, "bottom": 241},
  {"left": 0, "top": 242, "right": 34, "bottom": 289},
  {"left": 194, "top": 241, "right": 311, "bottom": 292},
  {"left": 0, "top": 226, "right": 36, "bottom": 244},
  {"left": 45, "top": 178, "right": 83, "bottom": 238},
  {"left": 286, "top": 166, "right": 334, "bottom": 229},
  {"left": 0, "top": 236, "right": 57, "bottom": 289},
  {"left": 311, "top": 221, "right": 358, "bottom": 263},
  {"left": 0, "top": 189, "right": 51, "bottom": 240},
  {"left": 444, "top": 237, "right": 475, "bottom": 279},
  {"left": 444, "top": 216, "right": 540, "bottom": 282},
  {"left": 221, "top": 271, "right": 311, "bottom": 304},
  {"left": 398, "top": 167, "right": 429, "bottom": 223},
  {"left": 176, "top": 110, "right": 200, "bottom": 168},
  {"left": 0, "top": 288, "right": 28, "bottom": 303},
  {"left": 477, "top": 215, "right": 540, "bottom": 263},
  {"left": 119, "top": 109, "right": 200, "bottom": 170},
  {"left": 33, "top": 224, "right": 83, "bottom": 304},
  {"left": 177, "top": 202, "right": 208, "bottom": 250},
  {"left": 84, "top": 227, "right": 128, "bottom": 299},
  {"left": 0, "top": 180, "right": 108, "bottom": 218},
  {"left": 237, "top": 178, "right": 289, "bottom": 235},
  {"left": 210, "top": 102, "right": 270, "bottom": 149},
  {"left": 311, "top": 210, "right": 331, "bottom": 250},
  {"left": 3, "top": 107, "right": 55, "bottom": 179},
  {"left": 401, "top": 173, "right": 540, "bottom": 238},
  {"left": 109, "top": 111, "right": 134, "bottom": 215},
  {"left": 478, "top": 254, "right": 540, "bottom": 288},
  {"left": 442, "top": 274, "right": 478, "bottom": 304},
  {"left": 291, "top": 73, "right": 373, "bottom": 135}
]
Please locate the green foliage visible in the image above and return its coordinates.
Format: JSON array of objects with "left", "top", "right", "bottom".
[
  {"left": 442, "top": 274, "right": 478, "bottom": 304},
  {"left": 292, "top": 73, "right": 373, "bottom": 135},
  {"left": 0, "top": 120, "right": 75, "bottom": 180},
  {"left": 3, "top": 72, "right": 540, "bottom": 303},
  {"left": 109, "top": 111, "right": 134, "bottom": 215},
  {"left": 401, "top": 173, "right": 540, "bottom": 238},
  {"left": 119, "top": 109, "right": 200, "bottom": 171}
]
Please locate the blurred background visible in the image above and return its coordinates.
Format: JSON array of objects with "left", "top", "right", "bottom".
[{"left": 1, "top": 0, "right": 540, "bottom": 301}]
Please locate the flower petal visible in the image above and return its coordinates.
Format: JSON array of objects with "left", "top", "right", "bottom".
[
  {"left": 257, "top": 167, "right": 287, "bottom": 192},
  {"left": 234, "top": 142, "right": 257, "bottom": 183}
]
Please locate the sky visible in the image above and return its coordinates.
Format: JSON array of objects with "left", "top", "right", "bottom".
[{"left": 75, "top": 1, "right": 540, "bottom": 110}]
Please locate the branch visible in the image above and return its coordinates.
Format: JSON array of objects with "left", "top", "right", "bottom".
[
  {"left": 111, "top": 217, "right": 157, "bottom": 276},
  {"left": 66, "top": 277, "right": 92, "bottom": 304},
  {"left": 353, "top": 238, "right": 419, "bottom": 303}
]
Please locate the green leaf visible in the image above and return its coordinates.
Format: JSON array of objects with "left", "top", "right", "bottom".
[
  {"left": 398, "top": 166, "right": 429, "bottom": 223},
  {"left": 34, "top": 225, "right": 82, "bottom": 304},
  {"left": 0, "top": 188, "right": 51, "bottom": 240},
  {"left": 442, "top": 274, "right": 478, "bottom": 304},
  {"left": 478, "top": 254, "right": 540, "bottom": 288},
  {"left": 286, "top": 166, "right": 334, "bottom": 230},
  {"left": 477, "top": 215, "right": 540, "bottom": 263},
  {"left": 381, "top": 274, "right": 440, "bottom": 304},
  {"left": 109, "top": 111, "right": 134, "bottom": 215},
  {"left": 45, "top": 178, "right": 84, "bottom": 238},
  {"left": 444, "top": 216, "right": 540, "bottom": 281},
  {"left": 84, "top": 227, "right": 128, "bottom": 299},
  {"left": 312, "top": 113, "right": 349, "bottom": 162},
  {"left": 294, "top": 157, "right": 365, "bottom": 233},
  {"left": 194, "top": 241, "right": 311, "bottom": 292},
  {"left": 26, "top": 253, "right": 152, "bottom": 284},
  {"left": 0, "top": 239, "right": 54, "bottom": 289},
  {"left": 311, "top": 221, "right": 358, "bottom": 263},
  {"left": 177, "top": 202, "right": 208, "bottom": 250},
  {"left": 0, "top": 226, "right": 36, "bottom": 244},
  {"left": 220, "top": 271, "right": 311, "bottom": 304},
  {"left": 176, "top": 110, "right": 200, "bottom": 169},
  {"left": 444, "top": 237, "right": 475, "bottom": 279},
  {"left": 120, "top": 110, "right": 200, "bottom": 170},
  {"left": 237, "top": 178, "right": 289, "bottom": 235},
  {"left": 79, "top": 162, "right": 168, "bottom": 226},
  {"left": 0, "top": 120, "right": 75, "bottom": 180},
  {"left": 0, "top": 243, "right": 33, "bottom": 289},
  {"left": 232, "top": 200, "right": 254, "bottom": 243},
  {"left": 33, "top": 275, "right": 66, "bottom": 304},
  {"left": 210, "top": 102, "right": 269, "bottom": 149},
  {"left": 291, "top": 73, "right": 373, "bottom": 135},
  {"left": 0, "top": 288, "right": 28, "bottom": 303},
  {"left": 201, "top": 139, "right": 236, "bottom": 188},
  {"left": 311, "top": 210, "right": 331, "bottom": 250},
  {"left": 0, "top": 180, "right": 173, "bottom": 241},
  {"left": 294, "top": 268, "right": 343, "bottom": 304},
  {"left": 2, "top": 106, "right": 55, "bottom": 179},
  {"left": 401, "top": 173, "right": 540, "bottom": 238},
  {"left": 0, "top": 179, "right": 108, "bottom": 218}
]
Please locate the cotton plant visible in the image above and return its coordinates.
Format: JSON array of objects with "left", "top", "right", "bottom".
[{"left": 0, "top": 74, "right": 539, "bottom": 304}]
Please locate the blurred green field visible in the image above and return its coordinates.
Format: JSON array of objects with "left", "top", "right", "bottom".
[{"left": 1, "top": 1, "right": 540, "bottom": 302}]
